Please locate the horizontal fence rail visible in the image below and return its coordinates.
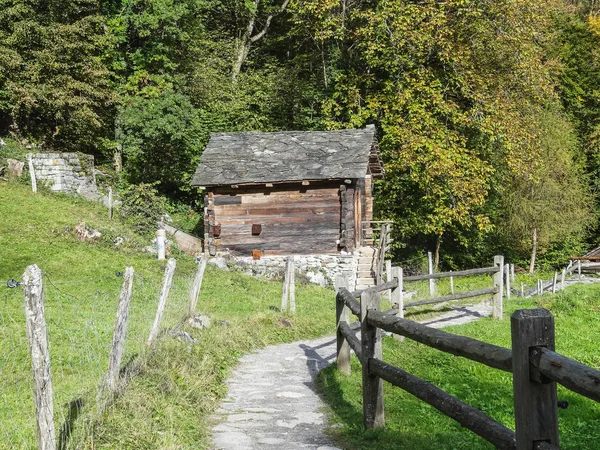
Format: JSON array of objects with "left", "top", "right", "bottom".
[
  {"left": 368, "top": 358, "right": 516, "bottom": 449},
  {"left": 367, "top": 310, "right": 513, "bottom": 372},
  {"left": 334, "top": 256, "right": 600, "bottom": 450},
  {"left": 403, "top": 265, "right": 499, "bottom": 282}
]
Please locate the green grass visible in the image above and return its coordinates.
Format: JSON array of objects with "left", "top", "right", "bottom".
[
  {"left": 0, "top": 182, "right": 335, "bottom": 449},
  {"left": 317, "top": 284, "right": 600, "bottom": 450}
]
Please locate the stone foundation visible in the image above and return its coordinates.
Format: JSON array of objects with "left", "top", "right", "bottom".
[
  {"left": 232, "top": 253, "right": 358, "bottom": 288},
  {"left": 31, "top": 152, "right": 99, "bottom": 199}
]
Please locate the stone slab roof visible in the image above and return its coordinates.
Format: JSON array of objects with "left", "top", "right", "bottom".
[{"left": 191, "top": 126, "right": 380, "bottom": 187}]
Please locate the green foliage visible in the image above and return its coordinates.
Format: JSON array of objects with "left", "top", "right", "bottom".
[
  {"left": 0, "top": 0, "right": 113, "bottom": 152},
  {"left": 118, "top": 182, "right": 167, "bottom": 235},
  {"left": 119, "top": 90, "right": 208, "bottom": 198}
]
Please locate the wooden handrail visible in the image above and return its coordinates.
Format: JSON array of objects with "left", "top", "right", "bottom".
[
  {"left": 338, "top": 321, "right": 363, "bottom": 363},
  {"left": 533, "top": 347, "right": 600, "bottom": 402},
  {"left": 369, "top": 358, "right": 517, "bottom": 449},
  {"left": 337, "top": 289, "right": 361, "bottom": 317},
  {"left": 404, "top": 266, "right": 499, "bottom": 282},
  {"left": 404, "top": 287, "right": 497, "bottom": 308},
  {"left": 367, "top": 310, "right": 513, "bottom": 372}
]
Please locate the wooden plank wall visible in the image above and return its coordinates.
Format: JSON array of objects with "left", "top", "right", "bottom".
[{"left": 211, "top": 182, "right": 344, "bottom": 255}]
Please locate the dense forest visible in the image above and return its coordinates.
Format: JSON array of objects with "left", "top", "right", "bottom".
[{"left": 1, "top": 0, "right": 599, "bottom": 271}]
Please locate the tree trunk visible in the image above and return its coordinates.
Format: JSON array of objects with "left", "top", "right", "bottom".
[
  {"left": 231, "top": 0, "right": 290, "bottom": 83},
  {"left": 232, "top": 38, "right": 251, "bottom": 83},
  {"left": 113, "top": 143, "right": 122, "bottom": 173},
  {"left": 529, "top": 227, "right": 537, "bottom": 274},
  {"left": 434, "top": 233, "right": 442, "bottom": 270}
]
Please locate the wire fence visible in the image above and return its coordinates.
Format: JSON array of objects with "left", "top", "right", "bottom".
[{"left": 0, "top": 260, "right": 199, "bottom": 449}]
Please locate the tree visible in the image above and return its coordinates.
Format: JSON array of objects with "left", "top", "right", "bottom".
[
  {"left": 296, "top": 0, "right": 564, "bottom": 265},
  {"left": 498, "top": 108, "right": 594, "bottom": 272},
  {"left": 0, "top": 0, "right": 113, "bottom": 152}
]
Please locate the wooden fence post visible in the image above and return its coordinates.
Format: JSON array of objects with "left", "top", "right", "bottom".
[
  {"left": 361, "top": 290, "right": 384, "bottom": 429},
  {"left": 27, "top": 154, "right": 38, "bottom": 193},
  {"left": 289, "top": 256, "right": 296, "bottom": 314},
  {"left": 560, "top": 268, "right": 566, "bottom": 291},
  {"left": 511, "top": 309, "right": 559, "bottom": 450},
  {"left": 335, "top": 274, "right": 351, "bottom": 375},
  {"left": 552, "top": 272, "right": 558, "bottom": 294},
  {"left": 385, "top": 259, "right": 392, "bottom": 299},
  {"left": 105, "top": 267, "right": 134, "bottom": 393},
  {"left": 391, "top": 267, "right": 404, "bottom": 342},
  {"left": 428, "top": 251, "right": 436, "bottom": 296},
  {"left": 147, "top": 258, "right": 176, "bottom": 346},
  {"left": 578, "top": 260, "right": 581, "bottom": 281},
  {"left": 108, "top": 187, "right": 113, "bottom": 220},
  {"left": 492, "top": 256, "right": 504, "bottom": 319},
  {"left": 281, "top": 256, "right": 290, "bottom": 312},
  {"left": 504, "top": 264, "right": 511, "bottom": 299},
  {"left": 23, "top": 264, "right": 56, "bottom": 450},
  {"left": 449, "top": 271, "right": 454, "bottom": 295},
  {"left": 188, "top": 256, "right": 207, "bottom": 316}
]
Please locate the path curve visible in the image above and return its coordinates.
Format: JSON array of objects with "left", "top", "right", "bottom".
[{"left": 211, "top": 304, "right": 492, "bottom": 450}]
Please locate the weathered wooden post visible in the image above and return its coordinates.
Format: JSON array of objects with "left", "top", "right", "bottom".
[
  {"left": 385, "top": 259, "right": 392, "bottom": 299},
  {"left": 492, "top": 256, "right": 504, "bottom": 319},
  {"left": 335, "top": 274, "right": 351, "bottom": 375},
  {"left": 188, "top": 256, "right": 207, "bottom": 316},
  {"left": 428, "top": 251, "right": 436, "bottom": 296},
  {"left": 106, "top": 267, "right": 134, "bottom": 392},
  {"left": 537, "top": 279, "right": 541, "bottom": 295},
  {"left": 289, "top": 256, "right": 296, "bottom": 314},
  {"left": 504, "top": 263, "right": 511, "bottom": 299},
  {"left": 281, "top": 256, "right": 295, "bottom": 313},
  {"left": 578, "top": 260, "right": 582, "bottom": 281},
  {"left": 361, "top": 290, "right": 384, "bottom": 429},
  {"left": 391, "top": 266, "right": 404, "bottom": 342},
  {"left": 147, "top": 258, "right": 176, "bottom": 345},
  {"left": 449, "top": 271, "right": 454, "bottom": 295},
  {"left": 108, "top": 187, "right": 113, "bottom": 220},
  {"left": 552, "top": 271, "right": 558, "bottom": 294},
  {"left": 27, "top": 154, "right": 38, "bottom": 193},
  {"left": 23, "top": 264, "right": 56, "bottom": 450},
  {"left": 511, "top": 309, "right": 559, "bottom": 450},
  {"left": 560, "top": 267, "right": 566, "bottom": 291}
]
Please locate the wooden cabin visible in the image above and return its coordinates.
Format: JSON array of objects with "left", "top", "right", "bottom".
[{"left": 191, "top": 126, "right": 384, "bottom": 256}]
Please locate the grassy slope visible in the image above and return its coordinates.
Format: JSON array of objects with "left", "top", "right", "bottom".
[
  {"left": 0, "top": 183, "right": 335, "bottom": 449},
  {"left": 317, "top": 285, "right": 600, "bottom": 450}
]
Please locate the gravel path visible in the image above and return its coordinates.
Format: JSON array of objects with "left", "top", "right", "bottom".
[{"left": 210, "top": 304, "right": 492, "bottom": 450}]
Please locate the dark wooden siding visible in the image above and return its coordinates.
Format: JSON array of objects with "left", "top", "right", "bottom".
[{"left": 211, "top": 182, "right": 343, "bottom": 255}]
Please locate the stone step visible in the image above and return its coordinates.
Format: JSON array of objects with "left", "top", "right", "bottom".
[
  {"left": 357, "top": 270, "right": 374, "bottom": 278},
  {"left": 356, "top": 277, "right": 376, "bottom": 285},
  {"left": 358, "top": 247, "right": 376, "bottom": 256}
]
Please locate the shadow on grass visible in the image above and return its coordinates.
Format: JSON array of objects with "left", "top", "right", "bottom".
[{"left": 58, "top": 397, "right": 84, "bottom": 450}]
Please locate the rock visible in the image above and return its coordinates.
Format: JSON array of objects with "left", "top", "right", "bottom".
[
  {"left": 305, "top": 270, "right": 328, "bottom": 287},
  {"left": 6, "top": 159, "right": 24, "bottom": 177},
  {"left": 208, "top": 256, "right": 230, "bottom": 271},
  {"left": 187, "top": 314, "right": 211, "bottom": 329},
  {"left": 0, "top": 138, "right": 5, "bottom": 146},
  {"left": 168, "top": 330, "right": 197, "bottom": 343},
  {"left": 74, "top": 222, "right": 102, "bottom": 241},
  {"left": 114, "top": 236, "right": 124, "bottom": 247}
]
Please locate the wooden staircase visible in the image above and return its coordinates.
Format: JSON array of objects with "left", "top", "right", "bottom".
[{"left": 355, "top": 246, "right": 377, "bottom": 290}]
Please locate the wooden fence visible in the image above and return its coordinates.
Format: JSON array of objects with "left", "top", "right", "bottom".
[
  {"left": 21, "top": 257, "right": 208, "bottom": 450},
  {"left": 335, "top": 260, "right": 600, "bottom": 449}
]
